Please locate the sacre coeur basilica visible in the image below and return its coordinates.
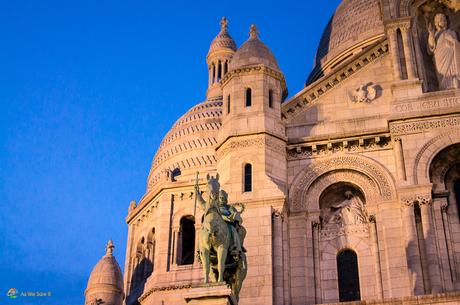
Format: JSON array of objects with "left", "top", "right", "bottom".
[{"left": 83, "top": 1, "right": 460, "bottom": 305}]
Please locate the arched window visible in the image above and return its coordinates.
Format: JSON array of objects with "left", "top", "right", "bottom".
[
  {"left": 224, "top": 61, "right": 228, "bottom": 75},
  {"left": 244, "top": 163, "right": 252, "bottom": 192},
  {"left": 337, "top": 249, "right": 360, "bottom": 302},
  {"left": 212, "top": 63, "right": 216, "bottom": 83},
  {"left": 245, "top": 88, "right": 252, "bottom": 107},
  {"left": 268, "top": 89, "right": 273, "bottom": 108},
  {"left": 177, "top": 216, "right": 195, "bottom": 265},
  {"left": 227, "top": 95, "right": 231, "bottom": 114},
  {"left": 217, "top": 60, "right": 222, "bottom": 81}
]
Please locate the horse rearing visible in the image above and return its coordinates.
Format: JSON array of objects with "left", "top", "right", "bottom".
[{"left": 197, "top": 174, "right": 231, "bottom": 283}]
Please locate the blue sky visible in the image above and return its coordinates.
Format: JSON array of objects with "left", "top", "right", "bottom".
[{"left": 0, "top": 1, "right": 341, "bottom": 304}]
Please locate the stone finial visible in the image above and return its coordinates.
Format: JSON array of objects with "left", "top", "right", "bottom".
[
  {"left": 249, "top": 24, "right": 258, "bottom": 40},
  {"left": 128, "top": 200, "right": 136, "bottom": 212},
  {"left": 220, "top": 17, "right": 228, "bottom": 32},
  {"left": 105, "top": 240, "right": 114, "bottom": 256}
]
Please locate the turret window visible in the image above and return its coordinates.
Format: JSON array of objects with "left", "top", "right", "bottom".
[
  {"left": 227, "top": 95, "right": 231, "bottom": 114},
  {"left": 244, "top": 163, "right": 252, "bottom": 192},
  {"left": 245, "top": 88, "right": 252, "bottom": 107},
  {"left": 268, "top": 89, "right": 273, "bottom": 108},
  {"left": 217, "top": 60, "right": 222, "bottom": 81}
]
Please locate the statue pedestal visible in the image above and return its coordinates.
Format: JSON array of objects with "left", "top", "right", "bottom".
[{"left": 184, "top": 283, "right": 237, "bottom": 305}]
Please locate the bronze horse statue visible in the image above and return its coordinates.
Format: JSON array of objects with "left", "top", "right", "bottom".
[{"left": 195, "top": 173, "right": 231, "bottom": 283}]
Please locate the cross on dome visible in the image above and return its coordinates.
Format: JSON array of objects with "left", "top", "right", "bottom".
[
  {"left": 220, "top": 17, "right": 228, "bottom": 32},
  {"left": 249, "top": 24, "right": 259, "bottom": 39},
  {"left": 105, "top": 240, "right": 114, "bottom": 256}
]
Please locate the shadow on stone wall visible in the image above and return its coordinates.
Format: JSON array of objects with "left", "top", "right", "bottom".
[{"left": 126, "top": 258, "right": 153, "bottom": 305}]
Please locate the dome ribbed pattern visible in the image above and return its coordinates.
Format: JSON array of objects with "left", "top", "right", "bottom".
[
  {"left": 208, "top": 31, "right": 237, "bottom": 54},
  {"left": 147, "top": 99, "right": 222, "bottom": 191}
]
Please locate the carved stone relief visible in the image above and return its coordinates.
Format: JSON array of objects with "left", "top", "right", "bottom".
[{"left": 349, "top": 83, "right": 382, "bottom": 103}]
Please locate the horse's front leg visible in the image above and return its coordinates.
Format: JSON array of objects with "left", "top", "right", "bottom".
[
  {"left": 200, "top": 247, "right": 210, "bottom": 284},
  {"left": 216, "top": 245, "right": 227, "bottom": 283}
]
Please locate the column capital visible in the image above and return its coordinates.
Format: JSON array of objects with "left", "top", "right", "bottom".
[{"left": 400, "top": 193, "right": 432, "bottom": 206}]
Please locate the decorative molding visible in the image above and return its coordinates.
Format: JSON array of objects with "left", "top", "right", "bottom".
[
  {"left": 390, "top": 116, "right": 460, "bottom": 135},
  {"left": 282, "top": 40, "right": 389, "bottom": 120},
  {"left": 320, "top": 223, "right": 370, "bottom": 241},
  {"left": 400, "top": 193, "right": 432, "bottom": 206},
  {"left": 290, "top": 155, "right": 396, "bottom": 212},
  {"left": 139, "top": 284, "right": 193, "bottom": 302},
  {"left": 287, "top": 135, "right": 391, "bottom": 161},
  {"left": 217, "top": 134, "right": 286, "bottom": 159}
]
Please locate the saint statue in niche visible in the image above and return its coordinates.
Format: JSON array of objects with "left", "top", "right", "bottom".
[
  {"left": 322, "top": 191, "right": 368, "bottom": 226},
  {"left": 428, "top": 13, "right": 460, "bottom": 90}
]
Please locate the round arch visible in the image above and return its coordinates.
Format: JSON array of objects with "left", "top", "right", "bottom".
[
  {"left": 289, "top": 155, "right": 396, "bottom": 212},
  {"left": 413, "top": 130, "right": 460, "bottom": 185}
]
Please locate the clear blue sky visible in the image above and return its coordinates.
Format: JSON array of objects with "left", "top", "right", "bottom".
[{"left": 0, "top": 1, "right": 341, "bottom": 304}]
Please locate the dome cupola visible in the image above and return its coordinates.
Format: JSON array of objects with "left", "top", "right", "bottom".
[
  {"left": 207, "top": 17, "right": 237, "bottom": 99},
  {"left": 229, "top": 24, "right": 280, "bottom": 71},
  {"left": 85, "top": 240, "right": 124, "bottom": 305}
]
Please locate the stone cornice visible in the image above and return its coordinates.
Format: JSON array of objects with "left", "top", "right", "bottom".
[
  {"left": 221, "top": 64, "right": 288, "bottom": 99},
  {"left": 282, "top": 40, "right": 389, "bottom": 121},
  {"left": 287, "top": 134, "right": 392, "bottom": 161}
]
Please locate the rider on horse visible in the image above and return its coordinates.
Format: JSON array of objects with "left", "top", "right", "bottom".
[{"left": 218, "top": 190, "right": 245, "bottom": 258}]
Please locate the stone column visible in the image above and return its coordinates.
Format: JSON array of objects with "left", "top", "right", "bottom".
[
  {"left": 393, "top": 137, "right": 407, "bottom": 181},
  {"left": 433, "top": 197, "right": 454, "bottom": 290},
  {"left": 402, "top": 203, "right": 425, "bottom": 295},
  {"left": 312, "top": 221, "right": 322, "bottom": 304},
  {"left": 388, "top": 27, "right": 403, "bottom": 80},
  {"left": 369, "top": 215, "right": 384, "bottom": 299},
  {"left": 400, "top": 24, "right": 417, "bottom": 79},
  {"left": 273, "top": 210, "right": 284, "bottom": 305},
  {"left": 420, "top": 201, "right": 443, "bottom": 293}
]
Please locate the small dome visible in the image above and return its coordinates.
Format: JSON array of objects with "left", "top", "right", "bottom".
[
  {"left": 85, "top": 241, "right": 124, "bottom": 305},
  {"left": 208, "top": 17, "right": 237, "bottom": 55},
  {"left": 229, "top": 24, "right": 280, "bottom": 71}
]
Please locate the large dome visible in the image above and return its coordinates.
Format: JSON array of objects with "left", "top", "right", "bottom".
[
  {"left": 307, "top": 0, "right": 385, "bottom": 84},
  {"left": 147, "top": 99, "right": 222, "bottom": 191}
]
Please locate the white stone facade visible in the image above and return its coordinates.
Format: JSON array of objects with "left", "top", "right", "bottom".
[{"left": 85, "top": 0, "right": 460, "bottom": 305}]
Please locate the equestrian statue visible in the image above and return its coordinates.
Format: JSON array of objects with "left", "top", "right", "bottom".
[{"left": 194, "top": 172, "right": 247, "bottom": 301}]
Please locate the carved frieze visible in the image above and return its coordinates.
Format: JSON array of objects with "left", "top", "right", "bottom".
[
  {"left": 390, "top": 116, "right": 460, "bottom": 135},
  {"left": 320, "top": 224, "right": 370, "bottom": 241},
  {"left": 287, "top": 135, "right": 391, "bottom": 161},
  {"left": 217, "top": 134, "right": 285, "bottom": 159}
]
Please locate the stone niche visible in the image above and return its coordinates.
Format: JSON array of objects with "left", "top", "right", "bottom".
[{"left": 416, "top": 0, "right": 460, "bottom": 92}]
